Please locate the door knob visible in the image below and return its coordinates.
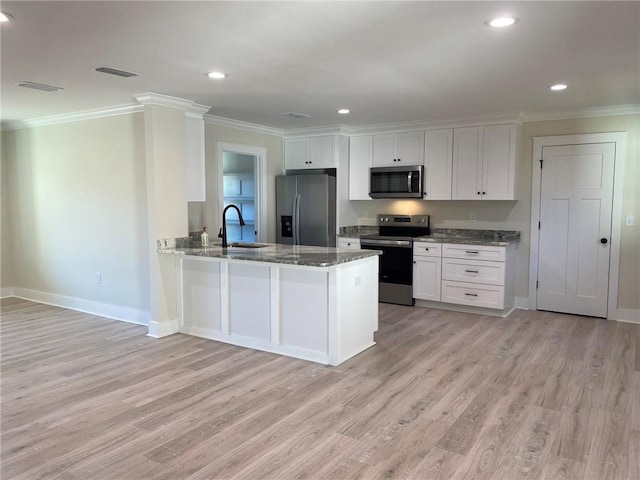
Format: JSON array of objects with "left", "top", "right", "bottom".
[{"left": 600, "top": 238, "right": 608, "bottom": 244}]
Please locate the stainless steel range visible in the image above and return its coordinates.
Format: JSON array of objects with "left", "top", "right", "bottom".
[{"left": 360, "top": 214, "right": 430, "bottom": 306}]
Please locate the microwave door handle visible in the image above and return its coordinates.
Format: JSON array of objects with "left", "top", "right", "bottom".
[{"left": 408, "top": 172, "right": 412, "bottom": 193}]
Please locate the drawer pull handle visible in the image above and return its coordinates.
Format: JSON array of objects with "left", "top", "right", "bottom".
[
  {"left": 464, "top": 270, "right": 479, "bottom": 274},
  {"left": 465, "top": 293, "right": 478, "bottom": 297},
  {"left": 465, "top": 250, "right": 480, "bottom": 254}
]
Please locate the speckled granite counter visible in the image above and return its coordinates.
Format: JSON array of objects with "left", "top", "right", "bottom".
[
  {"left": 416, "top": 229, "right": 520, "bottom": 246},
  {"left": 337, "top": 225, "right": 379, "bottom": 238},
  {"left": 158, "top": 242, "right": 381, "bottom": 267}
]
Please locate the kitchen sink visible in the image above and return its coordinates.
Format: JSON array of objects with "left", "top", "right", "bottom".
[{"left": 228, "top": 242, "right": 269, "bottom": 248}]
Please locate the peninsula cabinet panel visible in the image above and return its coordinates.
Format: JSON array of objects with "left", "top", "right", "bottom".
[
  {"left": 181, "top": 259, "right": 222, "bottom": 332},
  {"left": 228, "top": 263, "right": 271, "bottom": 342},
  {"left": 279, "top": 269, "right": 328, "bottom": 354}
]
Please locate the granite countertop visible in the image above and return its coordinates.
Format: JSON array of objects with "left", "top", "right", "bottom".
[
  {"left": 158, "top": 242, "right": 381, "bottom": 267},
  {"left": 415, "top": 229, "right": 520, "bottom": 246}
]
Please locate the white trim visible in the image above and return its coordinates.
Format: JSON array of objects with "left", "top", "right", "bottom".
[
  {"left": 414, "top": 299, "right": 515, "bottom": 318},
  {"left": 616, "top": 308, "right": 640, "bottom": 324},
  {"left": 1, "top": 104, "right": 143, "bottom": 131},
  {"left": 147, "top": 318, "right": 180, "bottom": 338},
  {"left": 522, "top": 104, "right": 640, "bottom": 123},
  {"left": 5, "top": 287, "right": 149, "bottom": 326},
  {"left": 283, "top": 125, "right": 351, "bottom": 138},
  {"left": 1, "top": 287, "right": 16, "bottom": 299},
  {"left": 342, "top": 113, "right": 524, "bottom": 136},
  {"left": 133, "top": 92, "right": 211, "bottom": 114},
  {"left": 216, "top": 141, "right": 268, "bottom": 243},
  {"left": 529, "top": 132, "right": 627, "bottom": 319},
  {"left": 204, "top": 114, "right": 283, "bottom": 137}
]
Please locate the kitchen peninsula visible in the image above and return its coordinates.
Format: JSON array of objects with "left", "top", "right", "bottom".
[{"left": 158, "top": 241, "right": 381, "bottom": 366}]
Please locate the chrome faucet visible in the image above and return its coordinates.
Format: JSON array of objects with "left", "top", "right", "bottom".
[{"left": 220, "top": 204, "right": 245, "bottom": 248}]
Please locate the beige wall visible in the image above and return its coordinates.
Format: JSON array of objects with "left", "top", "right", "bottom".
[
  {"left": 193, "top": 124, "right": 284, "bottom": 243},
  {"left": 1, "top": 134, "right": 15, "bottom": 289},
  {"left": 0, "top": 113, "right": 149, "bottom": 311},
  {"left": 352, "top": 113, "right": 640, "bottom": 310}
]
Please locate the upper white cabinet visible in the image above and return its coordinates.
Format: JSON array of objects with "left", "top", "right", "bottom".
[
  {"left": 372, "top": 131, "right": 425, "bottom": 167},
  {"left": 285, "top": 135, "right": 335, "bottom": 170},
  {"left": 452, "top": 124, "right": 518, "bottom": 200},
  {"left": 423, "top": 129, "right": 453, "bottom": 200},
  {"left": 349, "top": 136, "right": 373, "bottom": 200}
]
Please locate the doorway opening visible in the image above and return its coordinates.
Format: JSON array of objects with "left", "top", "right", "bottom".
[{"left": 217, "top": 142, "right": 267, "bottom": 244}]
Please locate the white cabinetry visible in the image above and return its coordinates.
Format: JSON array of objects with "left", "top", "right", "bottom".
[
  {"left": 440, "top": 243, "right": 514, "bottom": 312},
  {"left": 452, "top": 124, "right": 517, "bottom": 200},
  {"left": 413, "top": 242, "right": 441, "bottom": 301},
  {"left": 337, "top": 237, "right": 361, "bottom": 249},
  {"left": 423, "top": 129, "right": 453, "bottom": 200},
  {"left": 285, "top": 136, "right": 336, "bottom": 170},
  {"left": 372, "top": 131, "right": 424, "bottom": 167},
  {"left": 349, "top": 136, "right": 372, "bottom": 200}
]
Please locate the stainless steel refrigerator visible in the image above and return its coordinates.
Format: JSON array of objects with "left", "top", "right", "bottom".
[{"left": 276, "top": 173, "right": 336, "bottom": 247}]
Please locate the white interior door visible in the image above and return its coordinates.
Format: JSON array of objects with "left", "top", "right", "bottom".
[{"left": 537, "top": 143, "right": 615, "bottom": 317}]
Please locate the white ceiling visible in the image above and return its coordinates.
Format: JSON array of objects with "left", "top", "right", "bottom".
[{"left": 2, "top": 1, "right": 639, "bottom": 130}]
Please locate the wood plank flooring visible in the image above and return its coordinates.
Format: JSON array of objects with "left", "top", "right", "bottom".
[{"left": 1, "top": 297, "right": 639, "bottom": 479}]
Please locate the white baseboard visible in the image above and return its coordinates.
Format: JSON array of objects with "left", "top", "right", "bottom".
[
  {"left": 5, "top": 287, "right": 149, "bottom": 326},
  {"left": 616, "top": 308, "right": 640, "bottom": 324},
  {"left": 514, "top": 296, "right": 529, "bottom": 310},
  {"left": 0, "top": 287, "right": 16, "bottom": 299},
  {"left": 147, "top": 318, "right": 180, "bottom": 338}
]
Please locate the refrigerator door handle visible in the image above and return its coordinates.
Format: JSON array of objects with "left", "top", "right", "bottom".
[
  {"left": 294, "top": 193, "right": 301, "bottom": 245},
  {"left": 291, "top": 194, "right": 297, "bottom": 245}
]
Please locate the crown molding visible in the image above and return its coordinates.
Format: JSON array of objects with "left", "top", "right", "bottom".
[
  {"left": 283, "top": 124, "right": 353, "bottom": 138},
  {"left": 521, "top": 104, "right": 640, "bottom": 122},
  {"left": 203, "top": 114, "right": 284, "bottom": 137},
  {"left": 133, "top": 92, "right": 211, "bottom": 115},
  {"left": 1, "top": 104, "right": 144, "bottom": 131}
]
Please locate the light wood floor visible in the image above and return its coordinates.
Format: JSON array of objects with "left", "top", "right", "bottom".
[{"left": 1, "top": 297, "right": 639, "bottom": 480}]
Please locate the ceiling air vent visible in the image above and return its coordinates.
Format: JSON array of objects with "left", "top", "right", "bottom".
[
  {"left": 94, "top": 66, "right": 140, "bottom": 78},
  {"left": 17, "top": 81, "right": 63, "bottom": 92},
  {"left": 282, "top": 112, "right": 311, "bottom": 119}
]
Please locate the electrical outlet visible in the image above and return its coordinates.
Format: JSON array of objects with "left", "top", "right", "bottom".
[
  {"left": 95, "top": 272, "right": 102, "bottom": 285},
  {"left": 470, "top": 212, "right": 477, "bottom": 222},
  {"left": 625, "top": 214, "right": 636, "bottom": 227}
]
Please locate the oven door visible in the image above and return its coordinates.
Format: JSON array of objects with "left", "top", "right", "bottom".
[{"left": 361, "top": 238, "right": 414, "bottom": 305}]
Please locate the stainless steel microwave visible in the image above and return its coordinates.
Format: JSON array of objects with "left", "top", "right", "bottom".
[{"left": 370, "top": 165, "right": 424, "bottom": 199}]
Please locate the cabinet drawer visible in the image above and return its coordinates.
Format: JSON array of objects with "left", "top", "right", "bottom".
[
  {"left": 442, "top": 243, "right": 505, "bottom": 262},
  {"left": 413, "top": 242, "right": 442, "bottom": 258},
  {"left": 442, "top": 258, "right": 505, "bottom": 286},
  {"left": 337, "top": 237, "right": 361, "bottom": 249},
  {"left": 441, "top": 281, "right": 504, "bottom": 310}
]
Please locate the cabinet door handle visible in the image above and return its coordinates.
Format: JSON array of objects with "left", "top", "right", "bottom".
[
  {"left": 464, "top": 293, "right": 478, "bottom": 297},
  {"left": 465, "top": 250, "right": 480, "bottom": 254},
  {"left": 464, "top": 269, "right": 479, "bottom": 274}
]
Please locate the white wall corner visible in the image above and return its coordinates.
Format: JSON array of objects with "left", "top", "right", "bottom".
[
  {"left": 514, "top": 296, "right": 529, "bottom": 310},
  {"left": 147, "top": 318, "right": 180, "bottom": 338},
  {"left": 615, "top": 308, "right": 640, "bottom": 324},
  {"left": 8, "top": 288, "right": 149, "bottom": 326}
]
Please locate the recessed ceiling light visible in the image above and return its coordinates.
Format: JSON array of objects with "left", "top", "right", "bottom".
[
  {"left": 0, "top": 11, "right": 14, "bottom": 23},
  {"left": 484, "top": 16, "right": 520, "bottom": 28},
  {"left": 550, "top": 84, "right": 568, "bottom": 91},
  {"left": 207, "top": 72, "right": 227, "bottom": 79},
  {"left": 337, "top": 108, "right": 350, "bottom": 115}
]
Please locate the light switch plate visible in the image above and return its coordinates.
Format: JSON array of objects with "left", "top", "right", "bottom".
[{"left": 625, "top": 214, "right": 636, "bottom": 227}]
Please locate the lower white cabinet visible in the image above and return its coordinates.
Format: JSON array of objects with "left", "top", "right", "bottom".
[
  {"left": 413, "top": 241, "right": 516, "bottom": 316},
  {"left": 413, "top": 242, "right": 441, "bottom": 302},
  {"left": 337, "top": 237, "right": 361, "bottom": 249}
]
